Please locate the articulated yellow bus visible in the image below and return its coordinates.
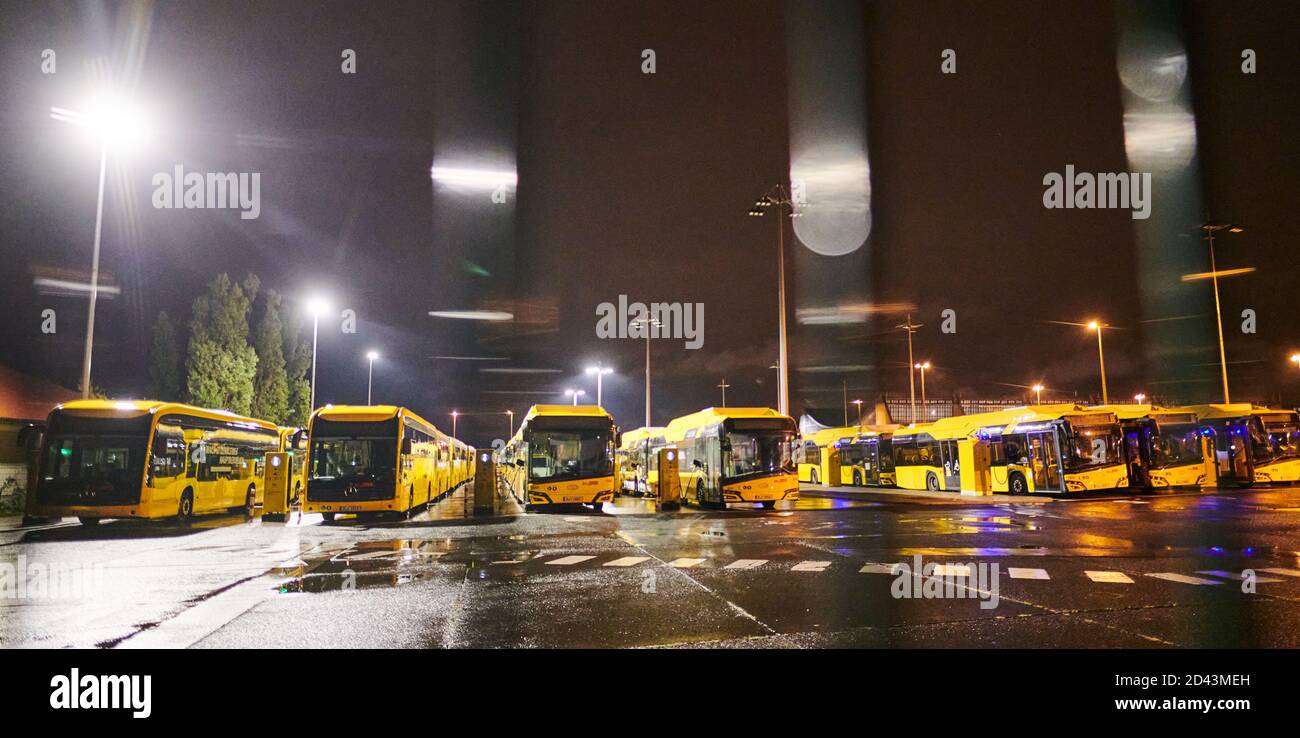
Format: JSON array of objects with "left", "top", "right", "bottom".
[
  {"left": 1093, "top": 405, "right": 1215, "bottom": 489},
  {"left": 1180, "top": 404, "right": 1300, "bottom": 486},
  {"left": 891, "top": 405, "right": 1129, "bottom": 495},
  {"left": 31, "top": 400, "right": 279, "bottom": 525},
  {"left": 798, "top": 425, "right": 896, "bottom": 487},
  {"left": 616, "top": 426, "right": 667, "bottom": 496},
  {"left": 658, "top": 407, "right": 798, "bottom": 508},
  {"left": 500, "top": 405, "right": 617, "bottom": 510},
  {"left": 303, "top": 405, "right": 470, "bottom": 521}
]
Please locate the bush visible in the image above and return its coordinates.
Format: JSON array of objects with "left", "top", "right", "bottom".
[{"left": 0, "top": 478, "right": 25, "bottom": 515}]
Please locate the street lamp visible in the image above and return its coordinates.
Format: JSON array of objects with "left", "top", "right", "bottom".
[
  {"left": 506, "top": 409, "right": 515, "bottom": 437},
  {"left": 748, "top": 184, "right": 801, "bottom": 416},
  {"left": 914, "top": 361, "right": 931, "bottom": 417},
  {"left": 585, "top": 363, "right": 613, "bottom": 407},
  {"left": 632, "top": 316, "right": 661, "bottom": 427},
  {"left": 1291, "top": 353, "right": 1300, "bottom": 373},
  {"left": 896, "top": 315, "right": 923, "bottom": 423},
  {"left": 717, "top": 378, "right": 731, "bottom": 407},
  {"left": 365, "top": 350, "right": 379, "bottom": 404},
  {"left": 52, "top": 95, "right": 153, "bottom": 398},
  {"left": 307, "top": 297, "right": 331, "bottom": 412},
  {"left": 1031, "top": 383, "right": 1045, "bottom": 404},
  {"left": 852, "top": 399, "right": 863, "bottom": 426},
  {"left": 564, "top": 388, "right": 586, "bottom": 406},
  {"left": 451, "top": 410, "right": 458, "bottom": 439},
  {"left": 1134, "top": 392, "right": 1147, "bottom": 404},
  {"left": 1087, "top": 320, "right": 1109, "bottom": 404},
  {"left": 1194, "top": 221, "right": 1245, "bottom": 403}
]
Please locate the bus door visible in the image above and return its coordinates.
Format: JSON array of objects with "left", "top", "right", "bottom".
[
  {"left": 1027, "top": 430, "right": 1063, "bottom": 492},
  {"left": 941, "top": 440, "right": 961, "bottom": 490},
  {"left": 1123, "top": 420, "right": 1152, "bottom": 488},
  {"left": 697, "top": 435, "right": 723, "bottom": 506},
  {"left": 1214, "top": 421, "right": 1252, "bottom": 484},
  {"left": 863, "top": 440, "right": 881, "bottom": 486}
]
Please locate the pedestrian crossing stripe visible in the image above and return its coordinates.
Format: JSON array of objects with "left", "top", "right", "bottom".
[
  {"left": 1197, "top": 570, "right": 1282, "bottom": 583},
  {"left": 603, "top": 556, "right": 651, "bottom": 567},
  {"left": 668, "top": 557, "right": 706, "bottom": 568},
  {"left": 858, "top": 563, "right": 898, "bottom": 575},
  {"left": 792, "top": 560, "right": 831, "bottom": 572},
  {"left": 1007, "top": 567, "right": 1050, "bottom": 580},
  {"left": 724, "top": 559, "right": 767, "bottom": 570},
  {"left": 1085, "top": 571, "right": 1134, "bottom": 584},
  {"left": 1147, "top": 573, "right": 1223, "bottom": 585},
  {"left": 932, "top": 564, "right": 972, "bottom": 577},
  {"left": 546, "top": 555, "right": 596, "bottom": 566}
]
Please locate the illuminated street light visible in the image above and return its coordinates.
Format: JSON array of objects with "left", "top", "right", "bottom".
[
  {"left": 52, "top": 94, "right": 154, "bottom": 398},
  {"left": 896, "top": 316, "right": 924, "bottom": 423},
  {"left": 914, "top": 361, "right": 931, "bottom": 416},
  {"left": 307, "top": 297, "right": 331, "bottom": 412},
  {"left": 748, "top": 184, "right": 802, "bottom": 416},
  {"left": 451, "top": 410, "right": 459, "bottom": 439},
  {"left": 1031, "top": 383, "right": 1045, "bottom": 404},
  {"left": 717, "top": 378, "right": 731, "bottom": 407},
  {"left": 506, "top": 409, "right": 515, "bottom": 437},
  {"left": 365, "top": 350, "right": 379, "bottom": 404},
  {"left": 632, "top": 316, "right": 661, "bottom": 426},
  {"left": 1196, "top": 221, "right": 1246, "bottom": 403},
  {"left": 852, "top": 399, "right": 863, "bottom": 426},
  {"left": 1134, "top": 392, "right": 1146, "bottom": 404},
  {"left": 1086, "top": 321, "right": 1110, "bottom": 404},
  {"left": 585, "top": 363, "right": 614, "bottom": 407},
  {"left": 564, "top": 388, "right": 586, "bottom": 406}
]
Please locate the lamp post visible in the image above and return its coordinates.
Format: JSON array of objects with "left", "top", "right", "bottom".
[
  {"left": 748, "top": 185, "right": 801, "bottom": 416},
  {"left": 852, "top": 399, "right": 863, "bottom": 426},
  {"left": 506, "top": 409, "right": 515, "bottom": 437},
  {"left": 585, "top": 363, "right": 613, "bottom": 407},
  {"left": 1032, "top": 383, "right": 1045, "bottom": 405},
  {"left": 1087, "top": 320, "right": 1109, "bottom": 404},
  {"left": 564, "top": 388, "right": 585, "bottom": 406},
  {"left": 633, "top": 316, "right": 660, "bottom": 427},
  {"left": 914, "top": 361, "right": 931, "bottom": 417},
  {"left": 896, "top": 315, "right": 923, "bottom": 424},
  {"left": 307, "top": 297, "right": 330, "bottom": 413},
  {"left": 1134, "top": 392, "right": 1147, "bottom": 405},
  {"left": 365, "top": 350, "right": 379, "bottom": 404},
  {"left": 1197, "top": 221, "right": 1245, "bottom": 403},
  {"left": 717, "top": 378, "right": 731, "bottom": 407},
  {"left": 451, "top": 410, "right": 458, "bottom": 439}
]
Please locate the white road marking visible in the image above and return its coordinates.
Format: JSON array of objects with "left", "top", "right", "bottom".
[
  {"left": 1147, "top": 573, "right": 1223, "bottom": 585},
  {"left": 668, "top": 557, "right": 707, "bottom": 568},
  {"left": 1085, "top": 571, "right": 1134, "bottom": 584},
  {"left": 1259, "top": 567, "right": 1300, "bottom": 578},
  {"left": 859, "top": 563, "right": 898, "bottom": 575},
  {"left": 932, "top": 564, "right": 973, "bottom": 577},
  {"left": 1198, "top": 570, "right": 1282, "bottom": 583},
  {"left": 117, "top": 575, "right": 279, "bottom": 649},
  {"left": 545, "top": 555, "right": 596, "bottom": 566},
  {"left": 603, "top": 556, "right": 651, "bottom": 567},
  {"left": 1007, "top": 567, "right": 1050, "bottom": 580},
  {"left": 724, "top": 559, "right": 767, "bottom": 570},
  {"left": 792, "top": 560, "right": 831, "bottom": 572}
]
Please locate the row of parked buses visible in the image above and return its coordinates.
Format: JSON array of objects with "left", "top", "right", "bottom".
[
  {"left": 797, "top": 403, "right": 1300, "bottom": 495},
  {"left": 25, "top": 400, "right": 474, "bottom": 525}
]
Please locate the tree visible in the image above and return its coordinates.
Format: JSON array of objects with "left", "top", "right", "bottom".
[
  {"left": 282, "top": 300, "right": 313, "bottom": 426},
  {"left": 148, "top": 311, "right": 183, "bottom": 401},
  {"left": 251, "top": 290, "right": 290, "bottom": 423},
  {"left": 185, "top": 273, "right": 259, "bottom": 415}
]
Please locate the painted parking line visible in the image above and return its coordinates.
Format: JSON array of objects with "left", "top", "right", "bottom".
[
  {"left": 1198, "top": 570, "right": 1282, "bottom": 583},
  {"left": 724, "top": 559, "right": 767, "bottom": 570},
  {"left": 932, "top": 564, "right": 973, "bottom": 577},
  {"left": 1259, "top": 568, "right": 1300, "bottom": 578},
  {"left": 545, "top": 555, "right": 596, "bottom": 566},
  {"left": 859, "top": 563, "right": 898, "bottom": 575},
  {"left": 668, "top": 557, "right": 707, "bottom": 568},
  {"left": 603, "top": 556, "right": 651, "bottom": 567},
  {"left": 1007, "top": 567, "right": 1050, "bottom": 580},
  {"left": 1147, "top": 573, "right": 1223, "bottom": 585},
  {"left": 1085, "top": 571, "right": 1134, "bottom": 584},
  {"left": 792, "top": 560, "right": 831, "bottom": 572}
]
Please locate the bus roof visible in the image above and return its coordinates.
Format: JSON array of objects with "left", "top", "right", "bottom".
[
  {"left": 1177, "top": 403, "right": 1297, "bottom": 421},
  {"left": 619, "top": 426, "right": 667, "bottom": 448},
  {"left": 50, "top": 399, "right": 277, "bottom": 431},
  {"left": 311, "top": 404, "right": 452, "bottom": 440},
  {"left": 522, "top": 404, "right": 614, "bottom": 422},
  {"left": 891, "top": 405, "right": 1119, "bottom": 441},
  {"left": 662, "top": 407, "right": 794, "bottom": 439},
  {"left": 1088, "top": 403, "right": 1199, "bottom": 422}
]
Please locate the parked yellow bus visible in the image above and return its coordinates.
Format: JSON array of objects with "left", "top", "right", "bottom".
[
  {"left": 891, "top": 405, "right": 1129, "bottom": 494},
  {"left": 303, "top": 405, "right": 469, "bottom": 521},
  {"left": 279, "top": 426, "right": 309, "bottom": 505},
  {"left": 616, "top": 426, "right": 667, "bottom": 496},
  {"left": 31, "top": 400, "right": 279, "bottom": 525},
  {"left": 658, "top": 407, "right": 798, "bottom": 509},
  {"left": 500, "top": 404, "right": 617, "bottom": 510},
  {"left": 1179, "top": 404, "right": 1300, "bottom": 486},
  {"left": 798, "top": 425, "right": 896, "bottom": 487},
  {"left": 1092, "top": 405, "right": 1215, "bottom": 489}
]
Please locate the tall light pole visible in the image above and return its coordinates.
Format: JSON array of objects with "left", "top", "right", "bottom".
[
  {"left": 585, "top": 363, "right": 613, "bottom": 407},
  {"left": 896, "top": 315, "right": 923, "bottom": 424},
  {"left": 1291, "top": 353, "right": 1300, "bottom": 376},
  {"left": 1031, "top": 383, "right": 1045, "bottom": 405},
  {"left": 748, "top": 185, "right": 801, "bottom": 416},
  {"left": 1087, "top": 320, "right": 1109, "bottom": 404},
  {"left": 852, "top": 399, "right": 863, "bottom": 426},
  {"left": 1134, "top": 392, "right": 1147, "bottom": 404},
  {"left": 633, "top": 316, "right": 660, "bottom": 427},
  {"left": 451, "top": 410, "right": 458, "bottom": 439},
  {"left": 506, "top": 409, "right": 515, "bottom": 438},
  {"left": 307, "top": 297, "right": 330, "bottom": 413},
  {"left": 52, "top": 97, "right": 152, "bottom": 398},
  {"left": 1194, "top": 221, "right": 1245, "bottom": 403},
  {"left": 365, "top": 350, "right": 379, "bottom": 404},
  {"left": 914, "top": 361, "right": 931, "bottom": 417},
  {"left": 717, "top": 378, "right": 731, "bottom": 407},
  {"left": 565, "top": 388, "right": 585, "bottom": 406}
]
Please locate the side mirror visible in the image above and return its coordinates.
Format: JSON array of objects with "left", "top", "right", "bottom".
[
  {"left": 692, "top": 459, "right": 703, "bottom": 469},
  {"left": 401, "top": 438, "right": 413, "bottom": 455},
  {"left": 515, "top": 459, "right": 525, "bottom": 468}
]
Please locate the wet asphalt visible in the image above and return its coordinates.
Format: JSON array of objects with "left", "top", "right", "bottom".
[{"left": 3, "top": 482, "right": 1300, "bottom": 649}]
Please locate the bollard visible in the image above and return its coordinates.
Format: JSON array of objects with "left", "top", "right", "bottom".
[
  {"left": 473, "top": 451, "right": 497, "bottom": 514},
  {"left": 262, "top": 451, "right": 291, "bottom": 521},
  {"left": 656, "top": 447, "right": 682, "bottom": 511}
]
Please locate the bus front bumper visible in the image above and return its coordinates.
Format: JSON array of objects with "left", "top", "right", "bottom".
[{"left": 723, "top": 475, "right": 799, "bottom": 503}]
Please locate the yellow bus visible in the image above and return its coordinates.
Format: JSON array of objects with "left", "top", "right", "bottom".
[
  {"left": 1180, "top": 404, "right": 1300, "bottom": 486},
  {"left": 1092, "top": 404, "right": 1215, "bottom": 489},
  {"left": 279, "top": 426, "right": 309, "bottom": 505},
  {"left": 616, "top": 426, "right": 667, "bottom": 496},
  {"left": 797, "top": 425, "right": 896, "bottom": 487},
  {"left": 31, "top": 400, "right": 279, "bottom": 525},
  {"left": 500, "top": 404, "right": 617, "bottom": 510},
  {"left": 303, "top": 405, "right": 469, "bottom": 521},
  {"left": 657, "top": 407, "right": 798, "bottom": 509},
  {"left": 891, "top": 405, "right": 1129, "bottom": 495}
]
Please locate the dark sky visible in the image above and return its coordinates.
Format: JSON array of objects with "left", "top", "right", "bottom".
[{"left": 0, "top": 0, "right": 1296, "bottom": 447}]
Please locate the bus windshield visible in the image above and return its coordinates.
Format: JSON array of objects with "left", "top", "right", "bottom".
[
  {"left": 309, "top": 419, "right": 398, "bottom": 483},
  {"left": 527, "top": 429, "right": 614, "bottom": 482},
  {"left": 724, "top": 431, "right": 795, "bottom": 479},
  {"left": 1064, "top": 422, "right": 1123, "bottom": 470},
  {"left": 38, "top": 413, "right": 152, "bottom": 504},
  {"left": 1149, "top": 422, "right": 1205, "bottom": 467},
  {"left": 1261, "top": 420, "right": 1300, "bottom": 461}
]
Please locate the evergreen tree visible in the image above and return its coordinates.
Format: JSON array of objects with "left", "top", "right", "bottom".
[
  {"left": 185, "top": 273, "right": 259, "bottom": 415},
  {"left": 148, "top": 311, "right": 183, "bottom": 401},
  {"left": 251, "top": 290, "right": 290, "bottom": 423},
  {"left": 282, "top": 300, "right": 314, "bottom": 426}
]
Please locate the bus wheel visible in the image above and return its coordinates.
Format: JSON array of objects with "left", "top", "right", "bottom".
[
  {"left": 321, "top": 513, "right": 336, "bottom": 523},
  {"left": 176, "top": 490, "right": 195, "bottom": 522},
  {"left": 810, "top": 470, "right": 819, "bottom": 485},
  {"left": 761, "top": 501, "right": 776, "bottom": 510},
  {"left": 244, "top": 487, "right": 257, "bottom": 516},
  {"left": 78, "top": 516, "right": 101, "bottom": 526},
  {"left": 926, "top": 473, "right": 940, "bottom": 492},
  {"left": 1008, "top": 472, "right": 1027, "bottom": 496},
  {"left": 853, "top": 470, "right": 863, "bottom": 486}
]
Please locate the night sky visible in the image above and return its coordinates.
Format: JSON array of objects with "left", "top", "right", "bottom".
[{"left": 0, "top": 0, "right": 1296, "bottom": 447}]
